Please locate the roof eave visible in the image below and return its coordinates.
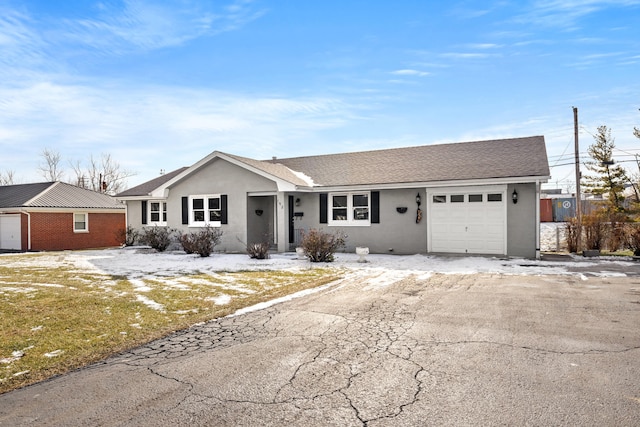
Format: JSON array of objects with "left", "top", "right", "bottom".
[{"left": 302, "top": 175, "right": 551, "bottom": 192}]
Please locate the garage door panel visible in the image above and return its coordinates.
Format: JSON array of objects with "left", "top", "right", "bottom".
[
  {"left": 0, "top": 215, "right": 21, "bottom": 250},
  {"left": 429, "top": 189, "right": 505, "bottom": 255}
]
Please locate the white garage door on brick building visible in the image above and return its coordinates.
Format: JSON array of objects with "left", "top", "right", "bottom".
[{"left": 0, "top": 214, "right": 21, "bottom": 250}]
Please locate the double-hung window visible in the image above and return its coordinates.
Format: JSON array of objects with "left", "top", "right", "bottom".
[
  {"left": 149, "top": 202, "right": 167, "bottom": 225},
  {"left": 189, "top": 195, "right": 222, "bottom": 226},
  {"left": 329, "top": 192, "right": 370, "bottom": 226},
  {"left": 73, "top": 212, "right": 88, "bottom": 233}
]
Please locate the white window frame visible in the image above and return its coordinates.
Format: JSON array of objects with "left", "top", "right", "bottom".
[
  {"left": 189, "top": 194, "right": 222, "bottom": 227},
  {"left": 148, "top": 201, "right": 167, "bottom": 226},
  {"left": 73, "top": 212, "right": 89, "bottom": 233},
  {"left": 328, "top": 191, "right": 371, "bottom": 226}
]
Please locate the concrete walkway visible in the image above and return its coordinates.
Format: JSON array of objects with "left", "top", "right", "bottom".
[{"left": 1, "top": 271, "right": 639, "bottom": 426}]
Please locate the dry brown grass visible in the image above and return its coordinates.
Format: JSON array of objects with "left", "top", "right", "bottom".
[{"left": 0, "top": 254, "right": 341, "bottom": 394}]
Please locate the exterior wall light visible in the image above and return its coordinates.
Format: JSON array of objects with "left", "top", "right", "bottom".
[
  {"left": 295, "top": 198, "right": 301, "bottom": 207},
  {"left": 512, "top": 189, "right": 518, "bottom": 204},
  {"left": 416, "top": 193, "right": 422, "bottom": 207}
]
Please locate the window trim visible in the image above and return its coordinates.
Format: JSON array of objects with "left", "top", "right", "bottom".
[
  {"left": 148, "top": 201, "right": 167, "bottom": 226},
  {"left": 188, "top": 194, "right": 222, "bottom": 227},
  {"left": 73, "top": 212, "right": 89, "bottom": 233},
  {"left": 328, "top": 191, "right": 371, "bottom": 226}
]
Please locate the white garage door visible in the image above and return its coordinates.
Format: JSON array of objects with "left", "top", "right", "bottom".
[
  {"left": 428, "top": 187, "right": 506, "bottom": 255},
  {"left": 0, "top": 215, "right": 22, "bottom": 250}
]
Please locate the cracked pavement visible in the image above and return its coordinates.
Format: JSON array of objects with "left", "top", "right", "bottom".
[{"left": 1, "top": 271, "right": 640, "bottom": 426}]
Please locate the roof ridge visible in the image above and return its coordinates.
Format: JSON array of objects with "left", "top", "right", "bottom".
[
  {"left": 269, "top": 135, "right": 545, "bottom": 163},
  {"left": 23, "top": 182, "right": 57, "bottom": 206}
]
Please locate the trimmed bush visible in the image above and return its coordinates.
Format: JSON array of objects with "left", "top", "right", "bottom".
[
  {"left": 139, "top": 226, "right": 174, "bottom": 252},
  {"left": 300, "top": 228, "right": 346, "bottom": 262},
  {"left": 178, "top": 226, "right": 223, "bottom": 257},
  {"left": 247, "top": 242, "right": 270, "bottom": 259}
]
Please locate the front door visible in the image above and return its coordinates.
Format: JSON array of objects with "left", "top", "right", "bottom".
[{"left": 247, "top": 196, "right": 276, "bottom": 247}]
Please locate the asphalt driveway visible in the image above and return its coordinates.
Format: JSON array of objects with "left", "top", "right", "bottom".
[{"left": 1, "top": 268, "right": 639, "bottom": 426}]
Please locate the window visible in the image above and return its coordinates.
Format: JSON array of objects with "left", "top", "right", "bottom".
[
  {"left": 73, "top": 213, "right": 88, "bottom": 232},
  {"left": 450, "top": 195, "right": 464, "bottom": 203},
  {"left": 433, "top": 195, "right": 446, "bottom": 203},
  {"left": 469, "top": 194, "right": 483, "bottom": 202},
  {"left": 329, "top": 192, "right": 370, "bottom": 225},
  {"left": 488, "top": 193, "right": 503, "bottom": 202},
  {"left": 189, "top": 195, "right": 222, "bottom": 226},
  {"left": 149, "top": 202, "right": 167, "bottom": 225}
]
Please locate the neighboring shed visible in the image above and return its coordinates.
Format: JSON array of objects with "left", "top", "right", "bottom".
[{"left": 0, "top": 182, "right": 125, "bottom": 251}]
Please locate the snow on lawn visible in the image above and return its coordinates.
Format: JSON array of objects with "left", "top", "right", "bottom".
[
  {"left": 1, "top": 246, "right": 635, "bottom": 281},
  {"left": 1, "top": 245, "right": 637, "bottom": 318},
  {"left": 103, "top": 246, "right": 633, "bottom": 278}
]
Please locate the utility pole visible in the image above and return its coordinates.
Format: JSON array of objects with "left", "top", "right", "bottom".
[{"left": 573, "top": 106, "right": 582, "bottom": 252}]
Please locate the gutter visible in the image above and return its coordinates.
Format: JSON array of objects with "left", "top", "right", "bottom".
[{"left": 20, "top": 209, "right": 31, "bottom": 251}]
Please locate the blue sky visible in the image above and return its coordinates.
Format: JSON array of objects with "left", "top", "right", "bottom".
[{"left": 1, "top": 0, "right": 639, "bottom": 190}]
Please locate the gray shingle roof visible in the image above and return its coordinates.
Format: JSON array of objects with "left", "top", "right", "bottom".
[
  {"left": 116, "top": 167, "right": 189, "bottom": 197},
  {"left": 222, "top": 153, "right": 313, "bottom": 187},
  {"left": 117, "top": 136, "right": 549, "bottom": 195},
  {"left": 274, "top": 136, "right": 549, "bottom": 186},
  {"left": 0, "top": 182, "right": 124, "bottom": 209},
  {"left": 0, "top": 182, "right": 55, "bottom": 208}
]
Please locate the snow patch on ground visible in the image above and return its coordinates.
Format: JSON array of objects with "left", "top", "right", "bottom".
[{"left": 136, "top": 294, "right": 164, "bottom": 311}]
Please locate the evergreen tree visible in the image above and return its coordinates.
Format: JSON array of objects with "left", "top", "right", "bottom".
[{"left": 582, "top": 125, "right": 628, "bottom": 212}]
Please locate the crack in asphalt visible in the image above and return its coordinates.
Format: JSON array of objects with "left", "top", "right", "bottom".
[
  {"left": 427, "top": 339, "right": 640, "bottom": 355},
  {"left": 83, "top": 273, "right": 639, "bottom": 425}
]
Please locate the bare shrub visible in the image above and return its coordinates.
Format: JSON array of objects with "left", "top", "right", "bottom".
[
  {"left": 564, "top": 217, "right": 580, "bottom": 253},
  {"left": 582, "top": 210, "right": 606, "bottom": 251},
  {"left": 116, "top": 225, "right": 138, "bottom": 246},
  {"left": 247, "top": 242, "right": 270, "bottom": 259},
  {"left": 140, "top": 226, "right": 175, "bottom": 252},
  {"left": 178, "top": 226, "right": 223, "bottom": 257},
  {"left": 606, "top": 212, "right": 627, "bottom": 252},
  {"left": 625, "top": 223, "right": 640, "bottom": 256},
  {"left": 300, "top": 229, "right": 346, "bottom": 262}
]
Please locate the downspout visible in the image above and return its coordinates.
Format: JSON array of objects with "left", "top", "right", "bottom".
[
  {"left": 535, "top": 181, "right": 541, "bottom": 260},
  {"left": 20, "top": 209, "right": 31, "bottom": 251}
]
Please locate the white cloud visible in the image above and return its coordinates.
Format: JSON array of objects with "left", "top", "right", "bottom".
[
  {"left": 440, "top": 52, "right": 496, "bottom": 59},
  {"left": 390, "top": 69, "right": 431, "bottom": 77},
  {"left": 59, "top": 0, "right": 266, "bottom": 53},
  {"left": 0, "top": 80, "right": 356, "bottom": 182},
  {"left": 518, "top": 0, "right": 640, "bottom": 28}
]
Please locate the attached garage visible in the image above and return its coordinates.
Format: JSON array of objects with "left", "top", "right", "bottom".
[
  {"left": 428, "top": 186, "right": 507, "bottom": 255},
  {"left": 0, "top": 214, "right": 22, "bottom": 250}
]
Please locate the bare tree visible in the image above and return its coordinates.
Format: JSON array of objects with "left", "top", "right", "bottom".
[
  {"left": 38, "top": 148, "right": 64, "bottom": 181},
  {"left": 0, "top": 170, "right": 16, "bottom": 185},
  {"left": 70, "top": 153, "right": 136, "bottom": 195}
]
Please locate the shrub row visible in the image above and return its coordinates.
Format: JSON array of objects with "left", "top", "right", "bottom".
[
  {"left": 565, "top": 209, "right": 640, "bottom": 255},
  {"left": 120, "top": 225, "right": 222, "bottom": 257},
  {"left": 120, "top": 226, "right": 349, "bottom": 262}
]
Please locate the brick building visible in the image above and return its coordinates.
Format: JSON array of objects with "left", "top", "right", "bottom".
[{"left": 0, "top": 182, "right": 125, "bottom": 251}]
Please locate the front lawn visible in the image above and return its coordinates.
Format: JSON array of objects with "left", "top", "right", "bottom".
[{"left": 0, "top": 251, "right": 341, "bottom": 394}]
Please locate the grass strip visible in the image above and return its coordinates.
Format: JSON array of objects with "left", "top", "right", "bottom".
[{"left": 0, "top": 257, "right": 341, "bottom": 394}]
